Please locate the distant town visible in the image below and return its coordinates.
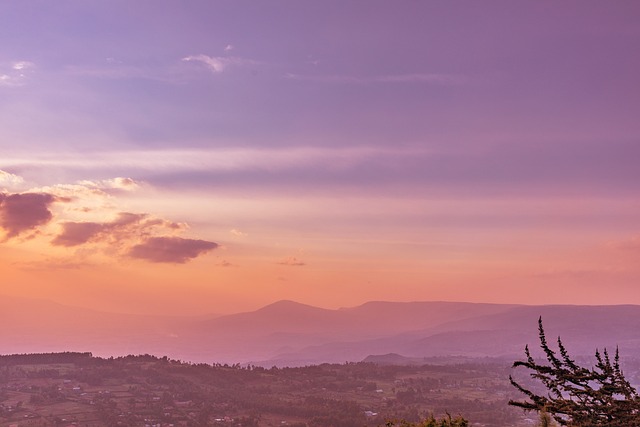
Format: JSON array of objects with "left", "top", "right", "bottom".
[{"left": 1, "top": 352, "right": 530, "bottom": 427}]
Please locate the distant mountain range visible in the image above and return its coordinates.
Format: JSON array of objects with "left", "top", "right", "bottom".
[{"left": 3, "top": 295, "right": 640, "bottom": 366}]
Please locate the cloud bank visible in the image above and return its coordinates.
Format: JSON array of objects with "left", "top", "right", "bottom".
[
  {"left": 0, "top": 174, "right": 218, "bottom": 263},
  {"left": 50, "top": 212, "right": 216, "bottom": 263}
]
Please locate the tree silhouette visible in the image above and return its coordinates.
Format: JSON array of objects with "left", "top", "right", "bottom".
[
  {"left": 385, "top": 413, "right": 468, "bottom": 427},
  {"left": 509, "top": 317, "right": 640, "bottom": 426}
]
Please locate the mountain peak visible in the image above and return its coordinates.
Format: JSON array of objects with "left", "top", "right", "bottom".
[{"left": 256, "top": 300, "right": 331, "bottom": 315}]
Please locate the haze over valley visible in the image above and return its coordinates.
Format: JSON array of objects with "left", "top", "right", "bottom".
[{"left": 4, "top": 295, "right": 640, "bottom": 368}]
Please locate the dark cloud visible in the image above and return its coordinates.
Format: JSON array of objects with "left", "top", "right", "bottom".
[
  {"left": 52, "top": 222, "right": 103, "bottom": 246},
  {"left": 0, "top": 192, "right": 56, "bottom": 238},
  {"left": 109, "top": 212, "right": 146, "bottom": 227},
  {"left": 51, "top": 212, "right": 211, "bottom": 263},
  {"left": 128, "top": 237, "right": 218, "bottom": 263}
]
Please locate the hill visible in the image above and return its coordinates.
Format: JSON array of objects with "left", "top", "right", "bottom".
[{"left": 3, "top": 295, "right": 640, "bottom": 366}]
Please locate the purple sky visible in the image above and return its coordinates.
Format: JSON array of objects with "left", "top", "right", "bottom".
[{"left": 1, "top": 1, "right": 640, "bottom": 314}]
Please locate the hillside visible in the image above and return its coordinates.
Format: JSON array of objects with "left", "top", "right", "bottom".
[{"left": 0, "top": 352, "right": 527, "bottom": 427}]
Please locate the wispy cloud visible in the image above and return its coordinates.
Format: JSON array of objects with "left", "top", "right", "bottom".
[
  {"left": 277, "top": 256, "right": 306, "bottom": 266},
  {"left": 29, "top": 177, "right": 142, "bottom": 213},
  {"left": 76, "top": 177, "right": 139, "bottom": 192},
  {"left": 1, "top": 146, "right": 427, "bottom": 174},
  {"left": 12, "top": 61, "right": 35, "bottom": 71},
  {"left": 217, "top": 259, "right": 234, "bottom": 267},
  {"left": 14, "top": 257, "right": 91, "bottom": 272},
  {"left": 230, "top": 228, "right": 247, "bottom": 237},
  {"left": 0, "top": 60, "right": 35, "bottom": 87},
  {"left": 182, "top": 54, "right": 255, "bottom": 73}
]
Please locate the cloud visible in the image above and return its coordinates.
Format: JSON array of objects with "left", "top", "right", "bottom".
[
  {"left": 129, "top": 236, "right": 218, "bottom": 263},
  {"left": 77, "top": 177, "right": 140, "bottom": 192},
  {"left": 182, "top": 54, "right": 254, "bottom": 73},
  {"left": 12, "top": 61, "right": 35, "bottom": 71},
  {"left": 1, "top": 176, "right": 215, "bottom": 264},
  {"left": 2, "top": 146, "right": 412, "bottom": 175},
  {"left": 182, "top": 55, "right": 227, "bottom": 72},
  {"left": 277, "top": 256, "right": 306, "bottom": 266},
  {"left": 52, "top": 221, "right": 105, "bottom": 247},
  {"left": 0, "top": 192, "right": 57, "bottom": 238},
  {"left": 0, "top": 60, "right": 35, "bottom": 87},
  {"left": 224, "top": 44, "right": 234, "bottom": 52},
  {"left": 30, "top": 177, "right": 140, "bottom": 216},
  {"left": 52, "top": 212, "right": 186, "bottom": 248},
  {"left": 0, "top": 170, "right": 24, "bottom": 189},
  {"left": 51, "top": 212, "right": 214, "bottom": 264},
  {"left": 217, "top": 259, "right": 234, "bottom": 267},
  {"left": 230, "top": 228, "right": 247, "bottom": 237}
]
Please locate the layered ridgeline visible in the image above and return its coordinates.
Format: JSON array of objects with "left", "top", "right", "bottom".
[{"left": 2, "top": 295, "right": 640, "bottom": 366}]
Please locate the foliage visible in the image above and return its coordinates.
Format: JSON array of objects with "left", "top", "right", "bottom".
[
  {"left": 509, "top": 317, "right": 640, "bottom": 426},
  {"left": 385, "top": 413, "right": 468, "bottom": 427},
  {"left": 537, "top": 408, "right": 557, "bottom": 427}
]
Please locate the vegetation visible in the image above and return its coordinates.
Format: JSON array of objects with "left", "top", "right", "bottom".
[
  {"left": 0, "top": 352, "right": 524, "bottom": 426},
  {"left": 509, "top": 317, "right": 640, "bottom": 426},
  {"left": 385, "top": 413, "right": 468, "bottom": 426},
  {"left": 7, "top": 318, "right": 640, "bottom": 426}
]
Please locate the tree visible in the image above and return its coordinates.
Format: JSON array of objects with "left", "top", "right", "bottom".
[
  {"left": 538, "top": 408, "right": 558, "bottom": 427},
  {"left": 385, "top": 413, "right": 468, "bottom": 427},
  {"left": 509, "top": 317, "right": 640, "bottom": 426}
]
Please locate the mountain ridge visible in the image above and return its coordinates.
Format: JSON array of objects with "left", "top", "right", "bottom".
[{"left": 3, "top": 295, "right": 640, "bottom": 366}]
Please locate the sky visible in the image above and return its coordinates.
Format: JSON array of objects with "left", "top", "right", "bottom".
[{"left": 1, "top": 1, "right": 639, "bottom": 315}]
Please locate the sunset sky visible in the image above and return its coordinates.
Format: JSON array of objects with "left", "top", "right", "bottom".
[{"left": 1, "top": 1, "right": 639, "bottom": 315}]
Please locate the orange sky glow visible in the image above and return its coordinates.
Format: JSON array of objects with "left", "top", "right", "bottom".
[{"left": 1, "top": 2, "right": 640, "bottom": 318}]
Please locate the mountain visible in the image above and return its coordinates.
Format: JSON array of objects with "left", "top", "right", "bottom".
[
  {"left": 198, "top": 300, "right": 345, "bottom": 337},
  {"left": 3, "top": 295, "right": 640, "bottom": 367},
  {"left": 186, "top": 300, "right": 524, "bottom": 363},
  {"left": 254, "top": 304, "right": 640, "bottom": 366}
]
